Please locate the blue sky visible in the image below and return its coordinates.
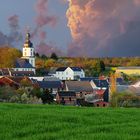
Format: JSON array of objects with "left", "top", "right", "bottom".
[{"left": 0, "top": 0, "right": 71, "bottom": 51}]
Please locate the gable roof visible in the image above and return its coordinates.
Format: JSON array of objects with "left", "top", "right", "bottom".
[
  {"left": 92, "top": 80, "right": 109, "bottom": 87},
  {"left": 56, "top": 67, "right": 82, "bottom": 72},
  {"left": 65, "top": 81, "right": 93, "bottom": 92},
  {"left": 11, "top": 71, "right": 34, "bottom": 76},
  {"left": 0, "top": 77, "right": 20, "bottom": 87},
  {"left": 70, "top": 67, "right": 82, "bottom": 71},
  {"left": 37, "top": 81, "right": 62, "bottom": 89},
  {"left": 80, "top": 77, "right": 98, "bottom": 81},
  {"left": 56, "top": 67, "right": 67, "bottom": 72},
  {"left": 15, "top": 59, "right": 33, "bottom": 68},
  {"left": 58, "top": 91, "right": 76, "bottom": 97}
]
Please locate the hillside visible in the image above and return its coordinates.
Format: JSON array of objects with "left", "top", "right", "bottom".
[{"left": 0, "top": 103, "right": 140, "bottom": 140}]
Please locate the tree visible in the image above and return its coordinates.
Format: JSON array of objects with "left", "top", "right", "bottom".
[
  {"left": 0, "top": 46, "right": 22, "bottom": 68},
  {"left": 100, "top": 60, "right": 105, "bottom": 71},
  {"left": 41, "top": 92, "right": 54, "bottom": 104},
  {"left": 50, "top": 52, "right": 58, "bottom": 60},
  {"left": 41, "top": 54, "right": 47, "bottom": 59},
  {"left": 35, "top": 53, "right": 40, "bottom": 58}
]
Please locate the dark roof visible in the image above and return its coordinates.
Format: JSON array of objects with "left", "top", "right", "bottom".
[
  {"left": 11, "top": 71, "right": 34, "bottom": 76},
  {"left": 15, "top": 59, "right": 33, "bottom": 68},
  {"left": 56, "top": 67, "right": 67, "bottom": 72},
  {"left": 58, "top": 91, "right": 76, "bottom": 97},
  {"left": 116, "top": 78, "right": 124, "bottom": 85},
  {"left": 80, "top": 77, "right": 98, "bottom": 81},
  {"left": 56, "top": 67, "right": 82, "bottom": 72},
  {"left": 92, "top": 80, "right": 109, "bottom": 87},
  {"left": 70, "top": 67, "right": 82, "bottom": 71},
  {"left": 37, "top": 81, "right": 62, "bottom": 89},
  {"left": 65, "top": 81, "right": 93, "bottom": 92}
]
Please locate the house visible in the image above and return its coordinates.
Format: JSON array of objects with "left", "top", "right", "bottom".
[
  {"left": 116, "top": 67, "right": 140, "bottom": 75},
  {"left": 65, "top": 81, "right": 94, "bottom": 98},
  {"left": 56, "top": 91, "right": 76, "bottom": 105},
  {"left": 90, "top": 79, "right": 109, "bottom": 102},
  {"left": 0, "top": 76, "right": 19, "bottom": 89},
  {"left": 37, "top": 81, "right": 62, "bottom": 94},
  {"left": 54, "top": 67, "right": 85, "bottom": 80},
  {"left": 94, "top": 101, "right": 109, "bottom": 107}
]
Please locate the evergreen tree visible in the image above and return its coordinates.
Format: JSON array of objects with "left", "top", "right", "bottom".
[{"left": 50, "top": 52, "right": 58, "bottom": 60}]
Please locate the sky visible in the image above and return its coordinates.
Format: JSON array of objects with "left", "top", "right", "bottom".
[{"left": 0, "top": 0, "right": 140, "bottom": 57}]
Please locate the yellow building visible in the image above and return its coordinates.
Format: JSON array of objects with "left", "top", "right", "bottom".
[{"left": 116, "top": 67, "right": 140, "bottom": 75}]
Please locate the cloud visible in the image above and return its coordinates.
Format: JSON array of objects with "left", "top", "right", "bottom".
[
  {"left": 66, "top": 0, "right": 140, "bottom": 57},
  {"left": 0, "top": 15, "right": 22, "bottom": 47},
  {"left": 33, "top": 0, "right": 63, "bottom": 56}
]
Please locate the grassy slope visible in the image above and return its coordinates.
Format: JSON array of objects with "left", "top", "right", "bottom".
[{"left": 0, "top": 104, "right": 140, "bottom": 140}]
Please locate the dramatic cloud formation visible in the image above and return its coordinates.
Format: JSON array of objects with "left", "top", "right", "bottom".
[
  {"left": 33, "top": 0, "right": 64, "bottom": 56},
  {"left": 0, "top": 15, "right": 22, "bottom": 47},
  {"left": 66, "top": 0, "right": 140, "bottom": 57},
  {"left": 8, "top": 15, "right": 23, "bottom": 44}
]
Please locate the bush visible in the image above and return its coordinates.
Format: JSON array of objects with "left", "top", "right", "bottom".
[{"left": 110, "top": 92, "right": 140, "bottom": 107}]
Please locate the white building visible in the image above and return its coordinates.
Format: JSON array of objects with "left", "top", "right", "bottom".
[
  {"left": 13, "top": 32, "right": 36, "bottom": 75},
  {"left": 54, "top": 67, "right": 85, "bottom": 80}
]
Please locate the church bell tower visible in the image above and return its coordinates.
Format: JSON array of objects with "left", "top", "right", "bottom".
[{"left": 22, "top": 32, "right": 35, "bottom": 67}]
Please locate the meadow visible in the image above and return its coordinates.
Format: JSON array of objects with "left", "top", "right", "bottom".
[{"left": 0, "top": 103, "right": 140, "bottom": 140}]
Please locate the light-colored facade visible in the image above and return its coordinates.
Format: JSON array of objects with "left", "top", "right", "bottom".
[
  {"left": 13, "top": 33, "right": 36, "bottom": 74},
  {"left": 54, "top": 67, "right": 85, "bottom": 80},
  {"left": 22, "top": 33, "right": 35, "bottom": 68}
]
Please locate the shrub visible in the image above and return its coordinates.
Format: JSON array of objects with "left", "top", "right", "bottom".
[{"left": 110, "top": 92, "right": 140, "bottom": 107}]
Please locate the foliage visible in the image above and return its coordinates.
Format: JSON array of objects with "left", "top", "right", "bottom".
[
  {"left": 110, "top": 92, "right": 140, "bottom": 107},
  {"left": 0, "top": 86, "right": 19, "bottom": 102},
  {"left": 0, "top": 86, "right": 42, "bottom": 104},
  {"left": 20, "top": 78, "right": 32, "bottom": 87},
  {"left": 41, "top": 89, "right": 54, "bottom": 104},
  {"left": 0, "top": 104, "right": 140, "bottom": 140},
  {"left": 0, "top": 46, "right": 22, "bottom": 68},
  {"left": 20, "top": 93, "right": 42, "bottom": 104},
  {"left": 50, "top": 52, "right": 58, "bottom": 60}
]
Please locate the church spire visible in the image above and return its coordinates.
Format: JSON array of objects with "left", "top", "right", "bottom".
[{"left": 24, "top": 32, "right": 33, "bottom": 48}]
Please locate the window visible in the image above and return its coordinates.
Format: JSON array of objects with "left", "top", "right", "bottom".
[{"left": 69, "top": 97, "right": 71, "bottom": 101}]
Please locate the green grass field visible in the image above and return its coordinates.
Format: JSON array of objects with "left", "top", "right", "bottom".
[{"left": 0, "top": 103, "right": 140, "bottom": 140}]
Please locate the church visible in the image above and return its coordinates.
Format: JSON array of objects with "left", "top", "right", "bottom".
[
  {"left": 12, "top": 32, "right": 36, "bottom": 76},
  {"left": 0, "top": 32, "right": 36, "bottom": 77}
]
